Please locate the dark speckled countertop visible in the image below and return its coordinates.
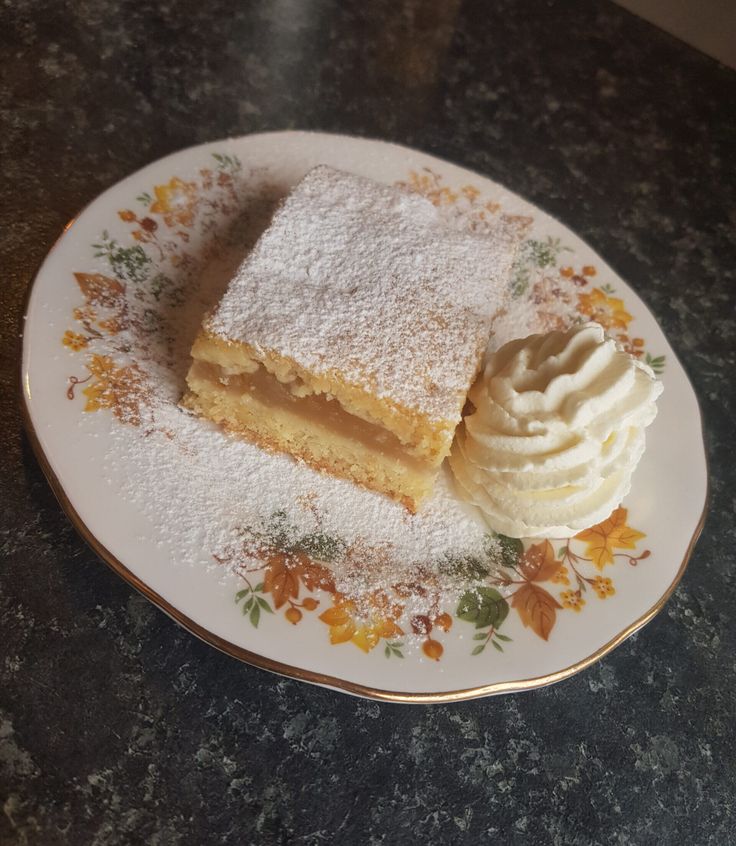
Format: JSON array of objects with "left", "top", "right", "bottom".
[{"left": 2, "top": 1, "right": 735, "bottom": 843}]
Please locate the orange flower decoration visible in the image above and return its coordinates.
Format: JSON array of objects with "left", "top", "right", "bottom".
[
  {"left": 560, "top": 590, "right": 585, "bottom": 612},
  {"left": 62, "top": 330, "right": 88, "bottom": 351},
  {"left": 319, "top": 597, "right": 403, "bottom": 653},
  {"left": 591, "top": 576, "right": 616, "bottom": 599},
  {"left": 577, "top": 287, "right": 633, "bottom": 331},
  {"left": 149, "top": 177, "right": 198, "bottom": 227},
  {"left": 550, "top": 565, "right": 570, "bottom": 585},
  {"left": 81, "top": 354, "right": 149, "bottom": 426}
]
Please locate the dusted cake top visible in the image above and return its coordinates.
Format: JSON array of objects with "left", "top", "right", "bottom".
[{"left": 206, "top": 165, "right": 523, "bottom": 424}]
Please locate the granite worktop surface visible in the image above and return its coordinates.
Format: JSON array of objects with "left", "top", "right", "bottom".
[{"left": 2, "top": 1, "right": 735, "bottom": 843}]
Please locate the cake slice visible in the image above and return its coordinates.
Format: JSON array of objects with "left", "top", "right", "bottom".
[{"left": 183, "top": 165, "right": 523, "bottom": 511}]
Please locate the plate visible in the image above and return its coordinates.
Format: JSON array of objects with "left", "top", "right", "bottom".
[{"left": 21, "top": 131, "right": 707, "bottom": 702}]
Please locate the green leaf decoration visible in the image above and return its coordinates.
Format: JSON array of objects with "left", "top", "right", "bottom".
[
  {"left": 235, "top": 589, "right": 249, "bottom": 602},
  {"left": 384, "top": 641, "right": 404, "bottom": 659},
  {"left": 496, "top": 534, "right": 524, "bottom": 570},
  {"left": 249, "top": 603, "right": 261, "bottom": 628},
  {"left": 510, "top": 236, "right": 573, "bottom": 297},
  {"left": 149, "top": 273, "right": 174, "bottom": 302},
  {"left": 440, "top": 554, "right": 490, "bottom": 582},
  {"left": 456, "top": 587, "right": 510, "bottom": 629},
  {"left": 254, "top": 582, "right": 264, "bottom": 592},
  {"left": 529, "top": 237, "right": 563, "bottom": 268},
  {"left": 456, "top": 592, "right": 480, "bottom": 623},
  {"left": 510, "top": 261, "right": 531, "bottom": 298},
  {"left": 297, "top": 531, "right": 345, "bottom": 562},
  {"left": 495, "top": 633, "right": 512, "bottom": 642},
  {"left": 256, "top": 596, "right": 273, "bottom": 612},
  {"left": 482, "top": 533, "right": 500, "bottom": 558},
  {"left": 97, "top": 238, "right": 150, "bottom": 285},
  {"left": 645, "top": 353, "right": 666, "bottom": 375},
  {"left": 242, "top": 596, "right": 254, "bottom": 614},
  {"left": 471, "top": 645, "right": 485, "bottom": 656},
  {"left": 212, "top": 152, "right": 242, "bottom": 173},
  {"left": 266, "top": 509, "right": 295, "bottom": 550},
  {"left": 492, "top": 640, "right": 504, "bottom": 652},
  {"left": 473, "top": 632, "right": 488, "bottom": 641}
]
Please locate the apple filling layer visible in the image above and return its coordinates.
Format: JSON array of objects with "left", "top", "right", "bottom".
[
  {"left": 182, "top": 168, "right": 526, "bottom": 509},
  {"left": 183, "top": 359, "right": 440, "bottom": 510}
]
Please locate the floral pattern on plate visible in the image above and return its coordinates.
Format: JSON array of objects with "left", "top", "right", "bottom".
[{"left": 59, "top": 153, "right": 660, "bottom": 663}]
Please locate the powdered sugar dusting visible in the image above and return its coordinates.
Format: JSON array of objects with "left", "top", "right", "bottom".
[
  {"left": 37, "top": 139, "right": 676, "bottom": 670},
  {"left": 61, "top": 154, "right": 537, "bottom": 643},
  {"left": 207, "top": 166, "right": 523, "bottom": 422},
  {"left": 103, "top": 372, "right": 497, "bottom": 587},
  {"left": 82, "top": 174, "right": 505, "bottom": 604}
]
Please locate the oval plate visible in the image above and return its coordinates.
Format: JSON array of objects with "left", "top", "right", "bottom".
[{"left": 21, "top": 131, "right": 707, "bottom": 702}]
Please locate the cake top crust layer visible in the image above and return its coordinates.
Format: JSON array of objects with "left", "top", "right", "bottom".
[{"left": 207, "top": 165, "right": 522, "bottom": 423}]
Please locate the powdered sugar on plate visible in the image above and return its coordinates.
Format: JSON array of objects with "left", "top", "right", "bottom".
[
  {"left": 66, "top": 160, "right": 527, "bottom": 628},
  {"left": 61, "top": 153, "right": 586, "bottom": 636},
  {"left": 103, "top": 394, "right": 496, "bottom": 587}
]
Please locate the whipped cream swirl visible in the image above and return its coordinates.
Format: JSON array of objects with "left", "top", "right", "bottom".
[{"left": 449, "top": 322, "right": 663, "bottom": 538}]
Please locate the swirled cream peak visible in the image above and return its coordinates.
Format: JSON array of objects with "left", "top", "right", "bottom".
[{"left": 449, "top": 322, "right": 663, "bottom": 538}]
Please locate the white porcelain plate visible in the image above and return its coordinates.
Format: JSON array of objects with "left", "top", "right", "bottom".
[{"left": 21, "top": 132, "right": 707, "bottom": 702}]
